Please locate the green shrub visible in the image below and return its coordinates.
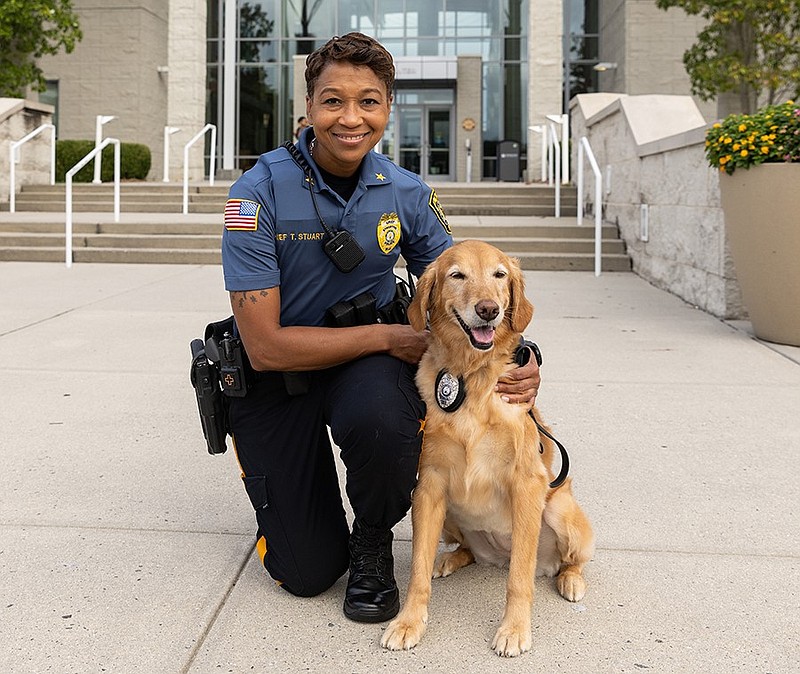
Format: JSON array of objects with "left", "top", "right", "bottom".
[{"left": 56, "top": 140, "right": 152, "bottom": 182}]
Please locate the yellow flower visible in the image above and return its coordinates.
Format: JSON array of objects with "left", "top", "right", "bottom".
[
  {"left": 761, "top": 146, "right": 769, "bottom": 154},
  {"left": 713, "top": 122, "right": 722, "bottom": 128},
  {"left": 761, "top": 135, "right": 770, "bottom": 142},
  {"left": 738, "top": 123, "right": 747, "bottom": 131},
  {"left": 724, "top": 136, "right": 732, "bottom": 144},
  {"left": 719, "top": 155, "right": 729, "bottom": 164},
  {"left": 732, "top": 143, "right": 740, "bottom": 150},
  {"left": 740, "top": 149, "right": 748, "bottom": 157}
]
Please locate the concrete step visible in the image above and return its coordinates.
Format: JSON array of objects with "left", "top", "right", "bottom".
[
  {"left": 2, "top": 219, "right": 612, "bottom": 239},
  {"left": 7, "top": 201, "right": 220, "bottom": 213},
  {"left": 0, "top": 247, "right": 627, "bottom": 270},
  {"left": 7, "top": 182, "right": 576, "bottom": 217},
  {"left": 0, "top": 231, "right": 625, "bottom": 256},
  {"left": 0, "top": 246, "right": 221, "bottom": 264},
  {"left": 0, "top": 232, "right": 220, "bottom": 250},
  {"left": 8, "top": 201, "right": 575, "bottom": 216}
]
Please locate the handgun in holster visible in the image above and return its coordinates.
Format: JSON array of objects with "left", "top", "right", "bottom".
[
  {"left": 189, "top": 316, "right": 250, "bottom": 455},
  {"left": 190, "top": 338, "right": 229, "bottom": 455}
]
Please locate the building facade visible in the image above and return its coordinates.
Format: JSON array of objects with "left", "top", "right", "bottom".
[{"left": 36, "top": 0, "right": 707, "bottom": 182}]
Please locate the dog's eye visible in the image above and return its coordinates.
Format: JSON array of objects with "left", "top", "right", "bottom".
[
  {"left": 494, "top": 270, "right": 507, "bottom": 278},
  {"left": 449, "top": 271, "right": 465, "bottom": 280}
]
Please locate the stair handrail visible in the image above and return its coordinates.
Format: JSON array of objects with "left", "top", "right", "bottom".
[
  {"left": 548, "top": 123, "right": 561, "bottom": 218},
  {"left": 183, "top": 123, "right": 217, "bottom": 214},
  {"left": 527, "top": 125, "right": 547, "bottom": 182},
  {"left": 577, "top": 135, "right": 603, "bottom": 277},
  {"left": 65, "top": 137, "right": 120, "bottom": 268},
  {"left": 9, "top": 123, "right": 56, "bottom": 213},
  {"left": 545, "top": 113, "right": 570, "bottom": 184}
]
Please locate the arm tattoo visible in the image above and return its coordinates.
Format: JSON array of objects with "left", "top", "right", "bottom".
[{"left": 231, "top": 289, "right": 269, "bottom": 308}]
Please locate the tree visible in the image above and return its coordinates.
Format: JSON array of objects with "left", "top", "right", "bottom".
[
  {"left": 656, "top": 0, "right": 800, "bottom": 114},
  {"left": 0, "top": 0, "right": 82, "bottom": 97}
]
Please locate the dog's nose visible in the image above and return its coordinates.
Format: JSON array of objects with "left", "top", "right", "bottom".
[{"left": 475, "top": 300, "right": 500, "bottom": 322}]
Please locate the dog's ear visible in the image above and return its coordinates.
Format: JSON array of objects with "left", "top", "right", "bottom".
[
  {"left": 508, "top": 258, "right": 534, "bottom": 332},
  {"left": 408, "top": 267, "right": 435, "bottom": 331}
]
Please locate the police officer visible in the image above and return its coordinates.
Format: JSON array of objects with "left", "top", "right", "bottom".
[{"left": 221, "top": 32, "right": 540, "bottom": 623}]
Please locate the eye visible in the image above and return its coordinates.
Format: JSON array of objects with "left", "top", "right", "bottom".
[
  {"left": 494, "top": 269, "right": 507, "bottom": 278},
  {"left": 362, "top": 98, "right": 380, "bottom": 106},
  {"left": 322, "top": 97, "right": 341, "bottom": 106},
  {"left": 449, "top": 271, "right": 465, "bottom": 280}
]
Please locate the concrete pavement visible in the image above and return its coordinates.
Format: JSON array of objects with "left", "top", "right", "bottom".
[{"left": 1, "top": 259, "right": 798, "bottom": 673}]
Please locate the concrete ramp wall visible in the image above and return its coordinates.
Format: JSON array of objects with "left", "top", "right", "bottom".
[{"left": 571, "top": 93, "right": 745, "bottom": 320}]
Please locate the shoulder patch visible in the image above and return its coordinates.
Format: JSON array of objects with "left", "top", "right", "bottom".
[
  {"left": 428, "top": 189, "right": 451, "bottom": 235},
  {"left": 224, "top": 199, "right": 260, "bottom": 231}
]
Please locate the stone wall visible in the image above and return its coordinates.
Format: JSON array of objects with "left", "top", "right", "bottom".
[
  {"left": 167, "top": 0, "right": 207, "bottom": 181},
  {"left": 0, "top": 99, "right": 55, "bottom": 206},
  {"left": 597, "top": 0, "right": 716, "bottom": 122},
  {"left": 33, "top": 1, "right": 209, "bottom": 182},
  {"left": 528, "top": 0, "right": 563, "bottom": 180},
  {"left": 571, "top": 93, "right": 745, "bottom": 320},
  {"left": 455, "top": 56, "right": 482, "bottom": 183}
]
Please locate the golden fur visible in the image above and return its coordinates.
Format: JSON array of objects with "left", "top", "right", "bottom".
[{"left": 381, "top": 240, "right": 595, "bottom": 657}]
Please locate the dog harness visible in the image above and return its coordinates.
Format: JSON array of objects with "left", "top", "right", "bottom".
[{"left": 433, "top": 340, "right": 570, "bottom": 489}]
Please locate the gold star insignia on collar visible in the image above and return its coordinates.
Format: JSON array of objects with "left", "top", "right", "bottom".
[{"left": 375, "top": 172, "right": 386, "bottom": 181}]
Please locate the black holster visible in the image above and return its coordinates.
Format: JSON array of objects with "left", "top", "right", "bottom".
[{"left": 189, "top": 315, "right": 251, "bottom": 454}]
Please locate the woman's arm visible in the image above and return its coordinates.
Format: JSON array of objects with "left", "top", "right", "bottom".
[{"left": 231, "top": 286, "right": 429, "bottom": 371}]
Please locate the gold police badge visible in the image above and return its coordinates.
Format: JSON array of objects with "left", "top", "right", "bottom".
[{"left": 377, "top": 212, "right": 401, "bottom": 254}]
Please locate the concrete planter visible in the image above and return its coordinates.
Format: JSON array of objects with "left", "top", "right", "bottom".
[{"left": 719, "top": 163, "right": 800, "bottom": 346}]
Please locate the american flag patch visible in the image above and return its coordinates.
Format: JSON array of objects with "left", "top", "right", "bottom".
[{"left": 224, "top": 199, "right": 261, "bottom": 231}]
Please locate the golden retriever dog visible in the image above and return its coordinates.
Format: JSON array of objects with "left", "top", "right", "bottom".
[{"left": 381, "top": 240, "right": 595, "bottom": 657}]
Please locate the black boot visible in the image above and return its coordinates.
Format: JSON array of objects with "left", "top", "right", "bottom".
[{"left": 343, "top": 520, "right": 399, "bottom": 623}]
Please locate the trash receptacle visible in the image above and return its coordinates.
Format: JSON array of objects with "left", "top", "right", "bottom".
[{"left": 496, "top": 140, "right": 520, "bottom": 182}]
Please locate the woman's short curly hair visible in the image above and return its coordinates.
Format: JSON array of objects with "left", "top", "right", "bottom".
[{"left": 305, "top": 32, "right": 395, "bottom": 98}]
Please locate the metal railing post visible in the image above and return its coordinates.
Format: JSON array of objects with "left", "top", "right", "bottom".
[
  {"left": 182, "top": 123, "right": 217, "bottom": 214},
  {"left": 92, "top": 115, "right": 117, "bottom": 183},
  {"left": 548, "top": 124, "right": 561, "bottom": 218},
  {"left": 577, "top": 136, "right": 604, "bottom": 277},
  {"left": 546, "top": 113, "right": 570, "bottom": 184},
  {"left": 65, "top": 138, "right": 120, "bottom": 268},
  {"left": 162, "top": 126, "right": 181, "bottom": 182}
]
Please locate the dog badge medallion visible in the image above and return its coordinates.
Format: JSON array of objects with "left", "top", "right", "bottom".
[
  {"left": 376, "top": 212, "right": 401, "bottom": 254},
  {"left": 435, "top": 370, "right": 466, "bottom": 412}
]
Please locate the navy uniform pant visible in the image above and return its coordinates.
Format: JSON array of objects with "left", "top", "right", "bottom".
[{"left": 228, "top": 355, "right": 425, "bottom": 597}]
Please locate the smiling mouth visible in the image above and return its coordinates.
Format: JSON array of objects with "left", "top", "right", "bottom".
[
  {"left": 453, "top": 309, "right": 495, "bottom": 350},
  {"left": 334, "top": 132, "right": 369, "bottom": 144}
]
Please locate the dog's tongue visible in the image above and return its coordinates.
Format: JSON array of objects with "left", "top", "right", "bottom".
[{"left": 471, "top": 326, "right": 495, "bottom": 345}]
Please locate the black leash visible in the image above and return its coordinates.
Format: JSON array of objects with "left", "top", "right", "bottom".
[
  {"left": 516, "top": 340, "right": 570, "bottom": 489},
  {"left": 530, "top": 409, "right": 570, "bottom": 489},
  {"left": 432, "top": 339, "right": 571, "bottom": 489}
]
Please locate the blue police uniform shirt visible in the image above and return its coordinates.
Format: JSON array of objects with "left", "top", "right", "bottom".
[{"left": 222, "top": 129, "right": 453, "bottom": 327}]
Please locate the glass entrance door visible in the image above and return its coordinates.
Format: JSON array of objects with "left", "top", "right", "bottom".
[{"left": 395, "top": 105, "right": 452, "bottom": 181}]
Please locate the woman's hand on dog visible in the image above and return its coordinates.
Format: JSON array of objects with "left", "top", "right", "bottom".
[
  {"left": 385, "top": 324, "right": 431, "bottom": 364},
  {"left": 496, "top": 356, "right": 540, "bottom": 407}
]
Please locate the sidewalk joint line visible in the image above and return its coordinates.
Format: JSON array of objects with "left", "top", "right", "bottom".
[{"left": 180, "top": 545, "right": 253, "bottom": 674}]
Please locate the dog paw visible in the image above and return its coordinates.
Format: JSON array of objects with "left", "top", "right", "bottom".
[
  {"left": 491, "top": 623, "right": 531, "bottom": 657},
  {"left": 381, "top": 615, "right": 427, "bottom": 651},
  {"left": 432, "top": 552, "right": 458, "bottom": 578},
  {"left": 557, "top": 570, "right": 587, "bottom": 602},
  {"left": 432, "top": 548, "right": 474, "bottom": 578}
]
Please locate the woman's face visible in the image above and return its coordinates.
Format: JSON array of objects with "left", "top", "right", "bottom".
[{"left": 306, "top": 61, "right": 392, "bottom": 177}]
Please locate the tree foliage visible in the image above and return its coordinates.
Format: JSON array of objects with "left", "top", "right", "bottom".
[
  {"left": 656, "top": 0, "right": 800, "bottom": 114},
  {"left": 0, "top": 0, "right": 82, "bottom": 97}
]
